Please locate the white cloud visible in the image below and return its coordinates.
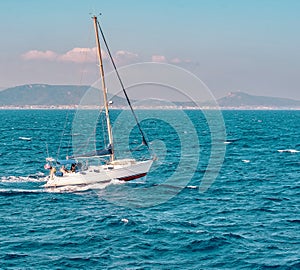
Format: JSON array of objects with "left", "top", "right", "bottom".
[
  {"left": 114, "top": 50, "right": 139, "bottom": 65},
  {"left": 21, "top": 47, "right": 140, "bottom": 65},
  {"left": 21, "top": 47, "right": 109, "bottom": 63},
  {"left": 22, "top": 50, "right": 58, "bottom": 61},
  {"left": 58, "top": 47, "right": 100, "bottom": 63},
  {"left": 170, "top": 58, "right": 192, "bottom": 64},
  {"left": 115, "top": 50, "right": 138, "bottom": 59},
  {"left": 170, "top": 57, "right": 181, "bottom": 64},
  {"left": 22, "top": 48, "right": 189, "bottom": 67},
  {"left": 151, "top": 55, "right": 167, "bottom": 63}
]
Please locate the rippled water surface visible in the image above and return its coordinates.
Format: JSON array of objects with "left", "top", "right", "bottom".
[{"left": 0, "top": 110, "right": 299, "bottom": 269}]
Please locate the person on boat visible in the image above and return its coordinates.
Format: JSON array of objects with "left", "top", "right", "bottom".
[
  {"left": 60, "top": 165, "right": 69, "bottom": 175},
  {"left": 71, "top": 163, "right": 77, "bottom": 173},
  {"left": 50, "top": 166, "right": 56, "bottom": 180}
]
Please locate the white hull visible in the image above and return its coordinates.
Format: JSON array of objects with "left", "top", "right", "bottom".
[{"left": 44, "top": 159, "right": 153, "bottom": 188}]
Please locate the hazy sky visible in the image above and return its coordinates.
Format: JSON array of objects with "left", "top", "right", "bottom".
[{"left": 0, "top": 0, "right": 299, "bottom": 100}]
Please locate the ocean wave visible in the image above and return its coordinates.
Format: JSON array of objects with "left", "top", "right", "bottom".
[
  {"left": 277, "top": 149, "right": 299, "bottom": 153},
  {"left": 225, "top": 138, "right": 240, "bottom": 143},
  {"left": 121, "top": 218, "right": 129, "bottom": 223},
  {"left": 223, "top": 232, "right": 245, "bottom": 240},
  {"left": 0, "top": 188, "right": 45, "bottom": 195},
  {"left": 287, "top": 219, "right": 300, "bottom": 224},
  {"left": 43, "top": 179, "right": 124, "bottom": 193},
  {"left": 18, "top": 137, "right": 32, "bottom": 141},
  {"left": 44, "top": 185, "right": 96, "bottom": 193},
  {"left": 0, "top": 173, "right": 46, "bottom": 183},
  {"left": 185, "top": 236, "right": 229, "bottom": 252}
]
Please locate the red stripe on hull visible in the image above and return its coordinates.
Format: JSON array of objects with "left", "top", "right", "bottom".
[{"left": 118, "top": 173, "right": 147, "bottom": 181}]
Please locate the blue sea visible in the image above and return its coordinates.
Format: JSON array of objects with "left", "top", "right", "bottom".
[{"left": 0, "top": 109, "right": 299, "bottom": 269}]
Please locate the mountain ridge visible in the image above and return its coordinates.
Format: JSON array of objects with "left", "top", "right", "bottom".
[
  {"left": 0, "top": 84, "right": 300, "bottom": 109},
  {"left": 217, "top": 91, "right": 300, "bottom": 108}
]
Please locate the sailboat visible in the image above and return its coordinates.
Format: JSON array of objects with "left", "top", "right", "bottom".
[{"left": 44, "top": 16, "right": 153, "bottom": 188}]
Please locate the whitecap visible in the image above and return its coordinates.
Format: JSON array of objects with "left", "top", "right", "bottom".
[
  {"left": 242, "top": 160, "right": 250, "bottom": 163},
  {"left": 110, "top": 178, "right": 125, "bottom": 185},
  {"left": 277, "top": 149, "right": 299, "bottom": 153},
  {"left": 121, "top": 218, "right": 129, "bottom": 223},
  {"left": 0, "top": 175, "right": 46, "bottom": 183},
  {"left": 19, "top": 137, "right": 32, "bottom": 141},
  {"left": 224, "top": 141, "right": 231, "bottom": 144},
  {"left": 0, "top": 188, "right": 43, "bottom": 194},
  {"left": 85, "top": 182, "right": 114, "bottom": 190},
  {"left": 44, "top": 185, "right": 91, "bottom": 193},
  {"left": 43, "top": 180, "right": 118, "bottom": 193}
]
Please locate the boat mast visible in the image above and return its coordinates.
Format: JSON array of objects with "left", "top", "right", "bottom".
[{"left": 93, "top": 16, "right": 114, "bottom": 161}]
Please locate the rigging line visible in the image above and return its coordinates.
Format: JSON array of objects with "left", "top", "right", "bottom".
[
  {"left": 46, "top": 143, "right": 49, "bottom": 158},
  {"left": 56, "top": 111, "right": 69, "bottom": 159},
  {"left": 66, "top": 126, "right": 72, "bottom": 157},
  {"left": 96, "top": 19, "right": 149, "bottom": 149},
  {"left": 130, "top": 143, "right": 146, "bottom": 152}
]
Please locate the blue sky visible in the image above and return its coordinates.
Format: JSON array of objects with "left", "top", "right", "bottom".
[{"left": 0, "top": 0, "right": 300, "bottom": 100}]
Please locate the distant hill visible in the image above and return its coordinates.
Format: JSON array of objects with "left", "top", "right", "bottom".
[
  {"left": 0, "top": 84, "right": 300, "bottom": 109},
  {"left": 0, "top": 84, "right": 89, "bottom": 106},
  {"left": 0, "top": 84, "right": 127, "bottom": 107},
  {"left": 218, "top": 91, "right": 300, "bottom": 108}
]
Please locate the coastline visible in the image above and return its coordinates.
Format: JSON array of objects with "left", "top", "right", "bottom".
[{"left": 0, "top": 105, "right": 300, "bottom": 110}]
